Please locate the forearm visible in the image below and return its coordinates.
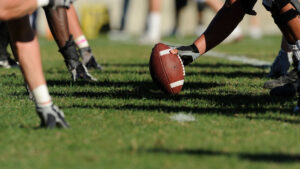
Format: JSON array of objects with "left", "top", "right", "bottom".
[
  {"left": 44, "top": 7, "right": 70, "bottom": 48},
  {"left": 194, "top": 0, "right": 246, "bottom": 55},
  {"left": 67, "top": 4, "right": 83, "bottom": 38}
]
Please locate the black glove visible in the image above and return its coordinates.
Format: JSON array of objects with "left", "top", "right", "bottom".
[{"left": 171, "top": 44, "right": 200, "bottom": 65}]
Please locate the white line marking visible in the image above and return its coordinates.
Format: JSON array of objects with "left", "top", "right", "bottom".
[
  {"left": 204, "top": 51, "right": 271, "bottom": 67},
  {"left": 170, "top": 80, "right": 184, "bottom": 88},
  {"left": 170, "top": 113, "right": 196, "bottom": 122}
]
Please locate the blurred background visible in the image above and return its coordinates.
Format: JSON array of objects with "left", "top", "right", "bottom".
[{"left": 36, "top": 0, "right": 281, "bottom": 39}]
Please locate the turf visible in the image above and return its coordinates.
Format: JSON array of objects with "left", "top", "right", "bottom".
[{"left": 1, "top": 35, "right": 300, "bottom": 169}]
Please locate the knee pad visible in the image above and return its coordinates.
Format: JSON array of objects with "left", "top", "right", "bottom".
[
  {"left": 240, "top": 0, "right": 258, "bottom": 15},
  {"left": 263, "top": 0, "right": 300, "bottom": 25}
]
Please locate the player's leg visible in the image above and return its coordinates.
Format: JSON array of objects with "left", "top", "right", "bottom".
[
  {"left": 0, "top": 0, "right": 70, "bottom": 20},
  {"left": 43, "top": 7, "right": 96, "bottom": 81},
  {"left": 66, "top": 4, "right": 102, "bottom": 70},
  {"left": 140, "top": 0, "right": 162, "bottom": 44},
  {"left": 172, "top": 0, "right": 188, "bottom": 36},
  {"left": 268, "top": 37, "right": 293, "bottom": 78},
  {"left": 120, "top": 0, "right": 130, "bottom": 31},
  {"left": 6, "top": 16, "right": 69, "bottom": 128},
  {"left": 264, "top": 1, "right": 300, "bottom": 111},
  {"left": 262, "top": 1, "right": 300, "bottom": 100},
  {"left": 0, "top": 22, "right": 18, "bottom": 68},
  {"left": 264, "top": 36, "right": 299, "bottom": 90},
  {"left": 195, "top": 0, "right": 207, "bottom": 36}
]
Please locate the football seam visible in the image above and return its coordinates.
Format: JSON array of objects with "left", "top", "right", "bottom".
[{"left": 177, "top": 54, "right": 185, "bottom": 76}]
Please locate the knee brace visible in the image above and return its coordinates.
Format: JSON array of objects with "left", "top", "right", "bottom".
[
  {"left": 240, "top": 0, "right": 258, "bottom": 15},
  {"left": 263, "top": 0, "right": 300, "bottom": 25}
]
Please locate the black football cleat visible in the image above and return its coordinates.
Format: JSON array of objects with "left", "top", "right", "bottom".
[
  {"left": 263, "top": 68, "right": 298, "bottom": 89},
  {"left": 270, "top": 83, "right": 297, "bottom": 97}
]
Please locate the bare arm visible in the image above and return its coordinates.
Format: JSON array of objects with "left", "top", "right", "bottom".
[{"left": 194, "top": 0, "right": 246, "bottom": 55}]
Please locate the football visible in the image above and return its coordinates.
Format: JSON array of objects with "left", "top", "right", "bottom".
[{"left": 149, "top": 43, "right": 185, "bottom": 94}]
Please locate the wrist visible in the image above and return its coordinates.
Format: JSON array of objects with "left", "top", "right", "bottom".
[{"left": 191, "top": 44, "right": 199, "bottom": 53}]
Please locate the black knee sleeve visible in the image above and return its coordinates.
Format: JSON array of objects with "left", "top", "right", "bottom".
[{"left": 264, "top": 0, "right": 299, "bottom": 25}]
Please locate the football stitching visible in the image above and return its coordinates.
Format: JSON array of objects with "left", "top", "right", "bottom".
[{"left": 177, "top": 54, "right": 185, "bottom": 76}]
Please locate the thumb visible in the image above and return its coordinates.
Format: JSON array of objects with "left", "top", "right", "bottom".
[{"left": 170, "top": 49, "right": 178, "bottom": 55}]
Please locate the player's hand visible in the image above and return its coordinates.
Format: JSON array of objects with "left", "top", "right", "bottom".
[
  {"left": 48, "top": 0, "right": 74, "bottom": 9},
  {"left": 170, "top": 44, "right": 200, "bottom": 65}
]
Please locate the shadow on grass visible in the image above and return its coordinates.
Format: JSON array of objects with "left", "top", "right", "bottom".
[
  {"left": 245, "top": 115, "right": 300, "bottom": 124},
  {"left": 46, "top": 79, "right": 224, "bottom": 90},
  {"left": 63, "top": 103, "right": 292, "bottom": 115},
  {"left": 142, "top": 148, "right": 300, "bottom": 163},
  {"left": 48, "top": 78, "right": 291, "bottom": 108}
]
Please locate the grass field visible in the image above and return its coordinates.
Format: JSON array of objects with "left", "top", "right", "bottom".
[{"left": 1, "top": 35, "right": 300, "bottom": 169}]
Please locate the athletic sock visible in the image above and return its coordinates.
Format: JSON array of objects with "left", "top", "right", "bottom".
[
  {"left": 147, "top": 12, "right": 161, "bottom": 40},
  {"left": 75, "top": 35, "right": 89, "bottom": 49},
  {"left": 32, "top": 84, "right": 52, "bottom": 107}
]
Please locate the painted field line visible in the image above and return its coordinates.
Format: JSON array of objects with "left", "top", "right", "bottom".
[
  {"left": 170, "top": 113, "right": 196, "bottom": 122},
  {"left": 204, "top": 51, "right": 271, "bottom": 67}
]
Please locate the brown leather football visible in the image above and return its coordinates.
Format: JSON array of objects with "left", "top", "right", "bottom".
[{"left": 149, "top": 43, "right": 185, "bottom": 94}]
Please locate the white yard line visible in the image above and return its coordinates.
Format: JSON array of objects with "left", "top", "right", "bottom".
[
  {"left": 170, "top": 113, "right": 196, "bottom": 122},
  {"left": 204, "top": 51, "right": 271, "bottom": 67}
]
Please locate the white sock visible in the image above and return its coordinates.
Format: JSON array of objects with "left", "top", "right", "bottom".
[
  {"left": 37, "top": 0, "right": 50, "bottom": 8},
  {"left": 146, "top": 12, "right": 161, "bottom": 40},
  {"left": 32, "top": 85, "right": 52, "bottom": 107},
  {"left": 75, "top": 35, "right": 89, "bottom": 49}
]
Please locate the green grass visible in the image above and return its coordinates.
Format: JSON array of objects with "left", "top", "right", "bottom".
[{"left": 1, "top": 35, "right": 300, "bottom": 169}]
